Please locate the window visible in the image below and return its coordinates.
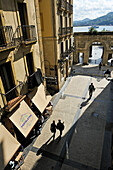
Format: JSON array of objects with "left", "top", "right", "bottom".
[
  {"left": 26, "top": 52, "right": 34, "bottom": 76},
  {"left": 60, "top": 15, "right": 62, "bottom": 28},
  {"left": 66, "top": 40, "right": 68, "bottom": 51},
  {"left": 61, "top": 42, "right": 63, "bottom": 53},
  {"left": 0, "top": 62, "right": 16, "bottom": 101},
  {"left": 65, "top": 17, "right": 67, "bottom": 28},
  {"left": 69, "top": 18, "right": 71, "bottom": 27},
  {"left": 70, "top": 38, "right": 71, "bottom": 48},
  {"left": 18, "top": 2, "right": 29, "bottom": 41}
]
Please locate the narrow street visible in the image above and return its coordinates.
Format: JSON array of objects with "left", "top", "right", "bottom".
[{"left": 22, "top": 64, "right": 113, "bottom": 170}]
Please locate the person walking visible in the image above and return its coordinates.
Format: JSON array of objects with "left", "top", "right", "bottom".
[
  {"left": 50, "top": 120, "right": 56, "bottom": 141},
  {"left": 88, "top": 83, "right": 95, "bottom": 99},
  {"left": 99, "top": 62, "right": 102, "bottom": 70},
  {"left": 57, "top": 120, "right": 64, "bottom": 139}
]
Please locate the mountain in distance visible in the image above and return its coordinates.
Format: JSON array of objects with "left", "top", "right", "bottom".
[
  {"left": 73, "top": 18, "right": 91, "bottom": 27},
  {"left": 73, "top": 12, "right": 113, "bottom": 26}
]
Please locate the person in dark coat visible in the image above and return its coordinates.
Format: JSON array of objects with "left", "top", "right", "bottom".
[
  {"left": 88, "top": 83, "right": 95, "bottom": 99},
  {"left": 50, "top": 120, "right": 57, "bottom": 141},
  {"left": 56, "top": 120, "right": 64, "bottom": 139},
  {"left": 99, "top": 62, "right": 102, "bottom": 70}
]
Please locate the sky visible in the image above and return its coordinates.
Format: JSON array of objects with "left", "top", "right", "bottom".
[{"left": 73, "top": 0, "right": 113, "bottom": 21}]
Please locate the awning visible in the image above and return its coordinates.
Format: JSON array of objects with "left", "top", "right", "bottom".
[
  {"left": 0, "top": 124, "right": 21, "bottom": 170},
  {"left": 28, "top": 84, "right": 52, "bottom": 113},
  {"left": 9, "top": 101, "right": 38, "bottom": 138}
]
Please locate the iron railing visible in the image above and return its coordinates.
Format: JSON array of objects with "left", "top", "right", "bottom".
[
  {"left": 58, "top": 0, "right": 66, "bottom": 10},
  {"left": 58, "top": 0, "right": 73, "bottom": 13},
  {"left": 60, "top": 52, "right": 66, "bottom": 59},
  {"left": 60, "top": 47, "right": 74, "bottom": 59},
  {"left": 68, "top": 46, "right": 74, "bottom": 54},
  {"left": 69, "top": 4, "right": 73, "bottom": 13},
  {"left": 58, "top": 27, "right": 66, "bottom": 36},
  {"left": 66, "top": 2, "right": 70, "bottom": 11},
  {"left": 0, "top": 82, "right": 23, "bottom": 102},
  {"left": 59, "top": 27, "right": 73, "bottom": 36},
  {"left": 0, "top": 26, "right": 15, "bottom": 48},
  {"left": 17, "top": 25, "right": 36, "bottom": 42}
]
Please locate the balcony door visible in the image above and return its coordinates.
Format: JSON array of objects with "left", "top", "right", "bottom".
[
  {"left": 66, "top": 40, "right": 68, "bottom": 51},
  {"left": 26, "top": 52, "right": 34, "bottom": 76},
  {"left": 18, "top": 2, "right": 29, "bottom": 41},
  {"left": 0, "top": 62, "right": 16, "bottom": 102},
  {"left": 61, "top": 42, "right": 63, "bottom": 54}
]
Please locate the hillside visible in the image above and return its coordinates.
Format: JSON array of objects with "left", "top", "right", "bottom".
[{"left": 73, "top": 12, "right": 113, "bottom": 26}]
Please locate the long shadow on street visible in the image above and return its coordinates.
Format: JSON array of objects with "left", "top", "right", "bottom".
[{"left": 31, "top": 79, "right": 113, "bottom": 170}]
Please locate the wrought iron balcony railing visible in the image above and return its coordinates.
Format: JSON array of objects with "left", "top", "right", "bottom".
[
  {"left": 58, "top": 0, "right": 66, "bottom": 10},
  {"left": 0, "top": 82, "right": 23, "bottom": 104},
  {"left": 68, "top": 46, "right": 74, "bottom": 54},
  {"left": 59, "top": 27, "right": 73, "bottom": 36},
  {"left": 60, "top": 51, "right": 68, "bottom": 60},
  {"left": 69, "top": 4, "right": 73, "bottom": 13},
  {"left": 58, "top": 27, "right": 66, "bottom": 36},
  {"left": 60, "top": 48, "right": 74, "bottom": 60},
  {"left": 0, "top": 26, "right": 15, "bottom": 49},
  {"left": 66, "top": 2, "right": 70, "bottom": 11},
  {"left": 17, "top": 25, "right": 37, "bottom": 43}
]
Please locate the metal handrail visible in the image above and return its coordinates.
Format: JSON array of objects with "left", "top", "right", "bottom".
[
  {"left": 0, "top": 82, "right": 23, "bottom": 96},
  {"left": 17, "top": 25, "right": 37, "bottom": 42}
]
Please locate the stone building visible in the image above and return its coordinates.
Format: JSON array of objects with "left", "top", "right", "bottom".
[
  {"left": 39, "top": 0, "right": 74, "bottom": 93},
  {"left": 0, "top": 1, "right": 51, "bottom": 169},
  {"left": 0, "top": 0, "right": 74, "bottom": 169}
]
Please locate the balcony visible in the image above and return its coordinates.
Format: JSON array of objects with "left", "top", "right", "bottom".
[
  {"left": 58, "top": 0, "right": 66, "bottom": 11},
  {"left": 68, "top": 46, "right": 74, "bottom": 54},
  {"left": 0, "top": 82, "right": 24, "bottom": 111},
  {"left": 67, "top": 27, "right": 73, "bottom": 34},
  {"left": 17, "top": 25, "right": 37, "bottom": 46},
  {"left": 60, "top": 51, "right": 68, "bottom": 60},
  {"left": 28, "top": 69, "right": 44, "bottom": 90},
  {"left": 69, "top": 4, "right": 73, "bottom": 14},
  {"left": 60, "top": 48, "right": 74, "bottom": 60},
  {"left": 66, "top": 2, "right": 70, "bottom": 12},
  {"left": 59, "top": 27, "right": 73, "bottom": 37},
  {"left": 58, "top": 27, "right": 66, "bottom": 36},
  {"left": 0, "top": 26, "right": 16, "bottom": 52}
]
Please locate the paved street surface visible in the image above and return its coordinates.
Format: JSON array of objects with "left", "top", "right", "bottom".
[{"left": 21, "top": 64, "right": 113, "bottom": 170}]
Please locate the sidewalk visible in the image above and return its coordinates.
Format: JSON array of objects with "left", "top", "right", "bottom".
[{"left": 21, "top": 65, "right": 113, "bottom": 170}]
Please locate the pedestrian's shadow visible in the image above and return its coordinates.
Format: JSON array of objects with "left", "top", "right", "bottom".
[
  {"left": 36, "top": 135, "right": 61, "bottom": 156},
  {"left": 80, "top": 97, "right": 90, "bottom": 109}
]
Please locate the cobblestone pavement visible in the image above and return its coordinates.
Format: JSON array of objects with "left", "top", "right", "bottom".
[{"left": 21, "top": 64, "right": 113, "bottom": 170}]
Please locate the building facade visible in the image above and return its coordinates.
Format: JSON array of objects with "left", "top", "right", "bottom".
[
  {"left": 39, "top": 0, "right": 73, "bottom": 93},
  {"left": 0, "top": 0, "right": 74, "bottom": 169},
  {"left": 0, "top": 1, "right": 51, "bottom": 169}
]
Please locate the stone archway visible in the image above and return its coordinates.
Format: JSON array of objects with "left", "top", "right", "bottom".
[
  {"left": 74, "top": 32, "right": 113, "bottom": 65},
  {"left": 86, "top": 40, "right": 107, "bottom": 65}
]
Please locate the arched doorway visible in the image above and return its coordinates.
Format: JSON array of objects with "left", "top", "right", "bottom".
[{"left": 88, "top": 42, "right": 104, "bottom": 65}]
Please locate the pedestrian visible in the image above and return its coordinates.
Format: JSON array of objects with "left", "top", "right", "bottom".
[
  {"left": 88, "top": 83, "right": 95, "bottom": 99},
  {"left": 99, "top": 62, "right": 102, "bottom": 70},
  {"left": 104, "top": 69, "right": 111, "bottom": 79},
  {"left": 50, "top": 120, "right": 56, "bottom": 141},
  {"left": 56, "top": 120, "right": 64, "bottom": 139}
]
